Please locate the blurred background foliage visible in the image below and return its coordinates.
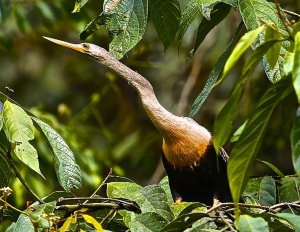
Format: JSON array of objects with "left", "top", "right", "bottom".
[{"left": 0, "top": 0, "right": 299, "bottom": 211}]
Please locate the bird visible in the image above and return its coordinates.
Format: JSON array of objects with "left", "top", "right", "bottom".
[{"left": 43, "top": 37, "right": 232, "bottom": 206}]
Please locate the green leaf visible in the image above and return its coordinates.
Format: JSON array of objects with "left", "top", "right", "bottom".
[
  {"left": 270, "top": 213, "right": 300, "bottom": 232},
  {"left": 259, "top": 176, "right": 276, "bottom": 206},
  {"left": 237, "top": 215, "right": 269, "bottom": 232},
  {"left": 189, "top": 21, "right": 244, "bottom": 118},
  {"left": 0, "top": 153, "right": 12, "bottom": 187},
  {"left": 239, "top": 0, "right": 292, "bottom": 82},
  {"left": 0, "top": 113, "right": 3, "bottom": 131},
  {"left": 293, "top": 31, "right": 300, "bottom": 103},
  {"left": 80, "top": 14, "right": 105, "bottom": 40},
  {"left": 0, "top": 129, "right": 9, "bottom": 154},
  {"left": 193, "top": 3, "right": 231, "bottom": 53},
  {"left": 291, "top": 107, "right": 300, "bottom": 175},
  {"left": 213, "top": 40, "right": 280, "bottom": 153},
  {"left": 161, "top": 212, "right": 207, "bottom": 232},
  {"left": 265, "top": 25, "right": 282, "bottom": 69},
  {"left": 32, "top": 117, "right": 82, "bottom": 192},
  {"left": 150, "top": 0, "right": 181, "bottom": 50},
  {"left": 231, "top": 121, "right": 247, "bottom": 142},
  {"left": 6, "top": 214, "right": 34, "bottom": 232},
  {"left": 176, "top": 0, "right": 203, "bottom": 46},
  {"left": 220, "top": 25, "right": 265, "bottom": 83},
  {"left": 228, "top": 78, "right": 292, "bottom": 204},
  {"left": 242, "top": 177, "right": 262, "bottom": 205},
  {"left": 82, "top": 214, "right": 104, "bottom": 232},
  {"left": 13, "top": 141, "right": 44, "bottom": 178},
  {"left": 3, "top": 100, "right": 34, "bottom": 143},
  {"left": 103, "top": 0, "right": 148, "bottom": 59},
  {"left": 158, "top": 176, "right": 173, "bottom": 205},
  {"left": 72, "top": 0, "right": 89, "bottom": 13},
  {"left": 279, "top": 176, "right": 300, "bottom": 202},
  {"left": 129, "top": 212, "right": 169, "bottom": 232},
  {"left": 283, "top": 51, "right": 294, "bottom": 77},
  {"left": 257, "top": 159, "right": 285, "bottom": 178}
]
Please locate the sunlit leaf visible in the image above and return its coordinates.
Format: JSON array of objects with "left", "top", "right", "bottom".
[
  {"left": 283, "top": 51, "right": 294, "bottom": 77},
  {"left": 32, "top": 117, "right": 82, "bottom": 192},
  {"left": 13, "top": 141, "right": 44, "bottom": 178},
  {"left": 103, "top": 0, "right": 148, "bottom": 59},
  {"left": 291, "top": 107, "right": 300, "bottom": 175},
  {"left": 231, "top": 120, "right": 247, "bottom": 142},
  {"left": 239, "top": 0, "right": 292, "bottom": 82},
  {"left": 228, "top": 78, "right": 292, "bottom": 204},
  {"left": 159, "top": 176, "right": 173, "bottom": 205},
  {"left": 220, "top": 25, "right": 265, "bottom": 83},
  {"left": 193, "top": 3, "right": 230, "bottom": 53},
  {"left": 242, "top": 177, "right": 262, "bottom": 205},
  {"left": 265, "top": 25, "right": 282, "bottom": 69},
  {"left": 270, "top": 213, "right": 300, "bottom": 232},
  {"left": 150, "top": 0, "right": 181, "bottom": 50},
  {"left": 213, "top": 40, "right": 279, "bottom": 153},
  {"left": 82, "top": 214, "right": 104, "bottom": 232},
  {"left": 189, "top": 21, "right": 244, "bottom": 118},
  {"left": 72, "top": 0, "right": 89, "bottom": 13},
  {"left": 129, "top": 212, "right": 169, "bottom": 232},
  {"left": 27, "top": 211, "right": 50, "bottom": 229},
  {"left": 293, "top": 31, "right": 300, "bottom": 103},
  {"left": 237, "top": 215, "right": 269, "bottom": 232},
  {"left": 3, "top": 100, "right": 34, "bottom": 143},
  {"left": 6, "top": 214, "right": 34, "bottom": 232},
  {"left": 279, "top": 176, "right": 300, "bottom": 202},
  {"left": 259, "top": 176, "right": 276, "bottom": 206},
  {"left": 60, "top": 216, "right": 73, "bottom": 232}
]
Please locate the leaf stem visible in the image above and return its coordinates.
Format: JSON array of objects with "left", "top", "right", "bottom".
[
  {"left": 6, "top": 152, "right": 45, "bottom": 204},
  {"left": 0, "top": 196, "right": 25, "bottom": 214}
]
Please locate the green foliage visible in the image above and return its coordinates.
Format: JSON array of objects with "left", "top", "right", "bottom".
[{"left": 237, "top": 215, "right": 269, "bottom": 232}]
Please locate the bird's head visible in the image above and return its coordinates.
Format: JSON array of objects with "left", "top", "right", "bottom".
[{"left": 43, "top": 36, "right": 102, "bottom": 58}]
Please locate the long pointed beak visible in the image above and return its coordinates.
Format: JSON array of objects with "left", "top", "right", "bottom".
[{"left": 43, "top": 36, "right": 85, "bottom": 53}]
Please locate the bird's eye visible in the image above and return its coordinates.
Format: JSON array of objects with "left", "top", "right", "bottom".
[{"left": 82, "top": 43, "right": 89, "bottom": 49}]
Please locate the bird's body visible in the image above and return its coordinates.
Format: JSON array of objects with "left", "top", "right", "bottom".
[{"left": 44, "top": 37, "right": 232, "bottom": 205}]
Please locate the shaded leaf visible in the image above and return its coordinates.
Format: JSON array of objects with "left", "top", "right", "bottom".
[
  {"left": 259, "top": 176, "right": 276, "bottom": 206},
  {"left": 220, "top": 25, "right": 265, "bottom": 83},
  {"left": 0, "top": 153, "right": 12, "bottom": 187},
  {"left": 279, "top": 176, "right": 300, "bottom": 202},
  {"left": 80, "top": 14, "right": 105, "bottom": 40},
  {"left": 27, "top": 211, "right": 50, "bottom": 229},
  {"left": 0, "top": 113, "right": 3, "bottom": 131},
  {"left": 189, "top": 21, "right": 244, "bottom": 118},
  {"left": 265, "top": 25, "right": 282, "bottom": 69},
  {"left": 150, "top": 0, "right": 181, "bottom": 50},
  {"left": 158, "top": 176, "right": 173, "bottom": 205},
  {"left": 13, "top": 141, "right": 44, "bottom": 177},
  {"left": 270, "top": 213, "right": 300, "bottom": 232},
  {"left": 242, "top": 177, "right": 263, "bottom": 205},
  {"left": 82, "top": 214, "right": 104, "bottom": 232},
  {"left": 32, "top": 117, "right": 82, "bottom": 192},
  {"left": 6, "top": 214, "right": 34, "bottom": 232},
  {"left": 257, "top": 159, "right": 285, "bottom": 178},
  {"left": 3, "top": 100, "right": 34, "bottom": 143},
  {"left": 291, "top": 107, "right": 300, "bottom": 175},
  {"left": 0, "top": 129, "right": 9, "bottom": 154},
  {"left": 228, "top": 78, "right": 293, "bottom": 204},
  {"left": 239, "top": 0, "right": 292, "bottom": 82},
  {"left": 103, "top": 0, "right": 148, "bottom": 59},
  {"left": 213, "top": 40, "right": 280, "bottom": 153},
  {"left": 72, "top": 0, "right": 89, "bottom": 13},
  {"left": 193, "top": 3, "right": 231, "bottom": 53},
  {"left": 237, "top": 215, "right": 269, "bottom": 232},
  {"left": 129, "top": 212, "right": 169, "bottom": 232},
  {"left": 293, "top": 32, "right": 300, "bottom": 103}
]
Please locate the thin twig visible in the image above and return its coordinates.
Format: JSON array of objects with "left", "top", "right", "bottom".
[
  {"left": 6, "top": 152, "right": 44, "bottom": 204},
  {"left": 0, "top": 196, "right": 26, "bottom": 214},
  {"left": 218, "top": 211, "right": 236, "bottom": 232},
  {"left": 83, "top": 168, "right": 112, "bottom": 205},
  {"left": 283, "top": 9, "right": 300, "bottom": 18}
]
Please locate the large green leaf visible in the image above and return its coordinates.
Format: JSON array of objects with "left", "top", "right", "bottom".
[
  {"left": 3, "top": 100, "right": 34, "bottom": 143},
  {"left": 103, "top": 0, "right": 148, "bottom": 59},
  {"left": 6, "top": 214, "right": 34, "bottom": 232},
  {"left": 279, "top": 176, "right": 300, "bottom": 203},
  {"left": 13, "top": 141, "right": 44, "bottom": 177},
  {"left": 270, "top": 213, "right": 300, "bottom": 232},
  {"left": 237, "top": 215, "right": 269, "bottom": 232},
  {"left": 193, "top": 3, "right": 230, "bottom": 53},
  {"left": 238, "top": 0, "right": 292, "bottom": 82},
  {"left": 189, "top": 21, "right": 244, "bottom": 118},
  {"left": 293, "top": 31, "right": 300, "bottom": 103},
  {"left": 220, "top": 25, "right": 265, "bottom": 82},
  {"left": 150, "top": 0, "right": 181, "bottom": 50},
  {"left": 265, "top": 25, "right": 282, "bottom": 69},
  {"left": 32, "top": 117, "right": 82, "bottom": 192},
  {"left": 129, "top": 212, "right": 169, "bottom": 232},
  {"left": 213, "top": 40, "right": 280, "bottom": 153},
  {"left": 291, "top": 107, "right": 300, "bottom": 175},
  {"left": 259, "top": 176, "right": 276, "bottom": 206},
  {"left": 228, "top": 78, "right": 293, "bottom": 204},
  {"left": 242, "top": 177, "right": 262, "bottom": 205}
]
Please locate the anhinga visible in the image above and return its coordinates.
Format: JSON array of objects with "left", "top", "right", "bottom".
[{"left": 44, "top": 37, "right": 232, "bottom": 206}]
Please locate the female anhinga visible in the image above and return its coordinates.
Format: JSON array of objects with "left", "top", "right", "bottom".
[{"left": 44, "top": 37, "right": 232, "bottom": 206}]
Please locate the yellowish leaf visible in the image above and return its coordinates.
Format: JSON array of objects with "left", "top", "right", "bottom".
[{"left": 82, "top": 214, "right": 104, "bottom": 232}]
